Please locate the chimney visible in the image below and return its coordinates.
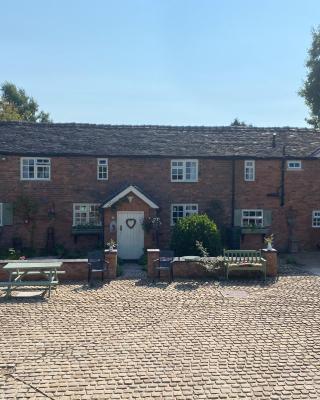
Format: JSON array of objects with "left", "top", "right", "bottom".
[{"left": 272, "top": 133, "right": 276, "bottom": 148}]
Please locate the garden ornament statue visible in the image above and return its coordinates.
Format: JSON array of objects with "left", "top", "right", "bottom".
[{"left": 264, "top": 234, "right": 274, "bottom": 251}]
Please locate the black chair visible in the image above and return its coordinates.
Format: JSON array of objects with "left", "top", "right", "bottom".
[
  {"left": 154, "top": 250, "right": 175, "bottom": 282},
  {"left": 87, "top": 250, "right": 107, "bottom": 284}
]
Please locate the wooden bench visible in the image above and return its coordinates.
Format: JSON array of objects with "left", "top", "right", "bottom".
[{"left": 224, "top": 250, "right": 266, "bottom": 281}]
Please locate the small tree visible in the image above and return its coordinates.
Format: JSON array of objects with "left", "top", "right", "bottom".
[
  {"left": 0, "top": 82, "right": 51, "bottom": 122},
  {"left": 170, "top": 214, "right": 221, "bottom": 257}
]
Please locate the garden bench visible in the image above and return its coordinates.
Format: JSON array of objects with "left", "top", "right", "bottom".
[{"left": 224, "top": 250, "right": 266, "bottom": 281}]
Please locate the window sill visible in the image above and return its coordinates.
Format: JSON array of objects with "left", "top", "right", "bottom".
[
  {"left": 241, "top": 227, "right": 268, "bottom": 234},
  {"left": 72, "top": 226, "right": 103, "bottom": 235},
  {"left": 20, "top": 178, "right": 51, "bottom": 181},
  {"left": 170, "top": 180, "right": 199, "bottom": 183}
]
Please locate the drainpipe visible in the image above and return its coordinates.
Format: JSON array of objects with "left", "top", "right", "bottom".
[
  {"left": 280, "top": 146, "right": 286, "bottom": 207},
  {"left": 100, "top": 206, "right": 105, "bottom": 248},
  {"left": 231, "top": 159, "right": 236, "bottom": 226}
]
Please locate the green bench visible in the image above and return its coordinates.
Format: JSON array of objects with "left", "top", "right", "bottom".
[{"left": 224, "top": 250, "right": 266, "bottom": 281}]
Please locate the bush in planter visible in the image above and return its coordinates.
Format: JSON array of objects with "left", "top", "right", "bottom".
[{"left": 170, "top": 214, "right": 221, "bottom": 257}]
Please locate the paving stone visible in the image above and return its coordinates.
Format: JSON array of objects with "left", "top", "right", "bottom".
[{"left": 0, "top": 263, "right": 319, "bottom": 399}]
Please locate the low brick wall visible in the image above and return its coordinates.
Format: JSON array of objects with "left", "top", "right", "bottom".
[
  {"left": 148, "top": 249, "right": 278, "bottom": 281},
  {"left": 0, "top": 259, "right": 89, "bottom": 282},
  {"left": 172, "top": 260, "right": 213, "bottom": 279}
]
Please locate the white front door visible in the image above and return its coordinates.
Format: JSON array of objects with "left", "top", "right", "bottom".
[{"left": 117, "top": 211, "right": 144, "bottom": 260}]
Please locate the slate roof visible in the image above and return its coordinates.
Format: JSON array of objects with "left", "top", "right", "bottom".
[{"left": 0, "top": 121, "right": 320, "bottom": 158}]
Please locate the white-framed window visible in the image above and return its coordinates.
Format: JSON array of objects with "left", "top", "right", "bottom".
[
  {"left": 312, "top": 210, "right": 320, "bottom": 227},
  {"left": 171, "top": 204, "right": 198, "bottom": 225},
  {"left": 21, "top": 158, "right": 51, "bottom": 180},
  {"left": 97, "top": 158, "right": 108, "bottom": 180},
  {"left": 244, "top": 160, "right": 255, "bottom": 181},
  {"left": 171, "top": 160, "right": 198, "bottom": 182},
  {"left": 0, "top": 203, "right": 2, "bottom": 226},
  {"left": 241, "top": 209, "right": 263, "bottom": 227},
  {"left": 73, "top": 204, "right": 101, "bottom": 226},
  {"left": 287, "top": 160, "right": 302, "bottom": 170}
]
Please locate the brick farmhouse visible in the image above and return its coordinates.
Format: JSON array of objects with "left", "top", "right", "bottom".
[{"left": 0, "top": 121, "right": 320, "bottom": 259}]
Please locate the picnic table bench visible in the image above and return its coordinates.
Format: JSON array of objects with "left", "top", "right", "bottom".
[
  {"left": 0, "top": 262, "right": 63, "bottom": 298},
  {"left": 224, "top": 250, "right": 266, "bottom": 281}
]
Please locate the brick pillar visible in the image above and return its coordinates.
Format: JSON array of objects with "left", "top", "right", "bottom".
[
  {"left": 147, "top": 249, "right": 160, "bottom": 279},
  {"left": 105, "top": 249, "right": 117, "bottom": 280},
  {"left": 262, "top": 249, "right": 278, "bottom": 277}
]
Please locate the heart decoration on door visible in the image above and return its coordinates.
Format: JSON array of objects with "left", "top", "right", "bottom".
[{"left": 126, "top": 218, "right": 136, "bottom": 229}]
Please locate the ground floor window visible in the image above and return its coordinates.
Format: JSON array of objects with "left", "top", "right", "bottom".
[
  {"left": 171, "top": 204, "right": 198, "bottom": 225},
  {"left": 241, "top": 209, "right": 263, "bottom": 227},
  {"left": 312, "top": 210, "right": 320, "bottom": 227},
  {"left": 73, "top": 204, "right": 101, "bottom": 226}
]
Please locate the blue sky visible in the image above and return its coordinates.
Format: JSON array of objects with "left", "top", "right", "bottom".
[{"left": 1, "top": 0, "right": 319, "bottom": 126}]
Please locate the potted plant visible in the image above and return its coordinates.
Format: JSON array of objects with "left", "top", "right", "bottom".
[{"left": 105, "top": 239, "right": 117, "bottom": 251}]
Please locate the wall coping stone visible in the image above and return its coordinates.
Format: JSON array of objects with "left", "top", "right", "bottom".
[{"left": 0, "top": 259, "right": 88, "bottom": 263}]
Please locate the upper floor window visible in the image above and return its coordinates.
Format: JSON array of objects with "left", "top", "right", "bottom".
[
  {"left": 287, "top": 160, "right": 302, "bottom": 170},
  {"left": 312, "top": 210, "right": 320, "bottom": 228},
  {"left": 171, "top": 203, "right": 198, "bottom": 225},
  {"left": 241, "top": 209, "right": 263, "bottom": 227},
  {"left": 244, "top": 160, "right": 255, "bottom": 181},
  {"left": 0, "top": 203, "right": 2, "bottom": 226},
  {"left": 21, "top": 158, "right": 51, "bottom": 180},
  {"left": 171, "top": 160, "right": 198, "bottom": 182},
  {"left": 97, "top": 158, "right": 108, "bottom": 180},
  {"left": 73, "top": 204, "right": 101, "bottom": 226}
]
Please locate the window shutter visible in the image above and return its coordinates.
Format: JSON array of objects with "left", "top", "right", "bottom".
[
  {"left": 234, "top": 209, "right": 242, "bottom": 227},
  {"left": 3, "top": 203, "right": 13, "bottom": 225},
  {"left": 263, "top": 210, "right": 272, "bottom": 227}
]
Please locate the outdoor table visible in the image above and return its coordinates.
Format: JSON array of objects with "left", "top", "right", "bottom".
[{"left": 1, "top": 261, "right": 63, "bottom": 298}]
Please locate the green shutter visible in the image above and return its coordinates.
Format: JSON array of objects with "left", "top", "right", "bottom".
[
  {"left": 2, "top": 203, "right": 13, "bottom": 225},
  {"left": 263, "top": 210, "right": 272, "bottom": 227},
  {"left": 234, "top": 209, "right": 242, "bottom": 227}
]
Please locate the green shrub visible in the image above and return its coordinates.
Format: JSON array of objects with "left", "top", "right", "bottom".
[{"left": 170, "top": 214, "right": 221, "bottom": 257}]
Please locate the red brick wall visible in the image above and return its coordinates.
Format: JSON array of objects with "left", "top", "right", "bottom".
[
  {"left": 172, "top": 261, "right": 212, "bottom": 279},
  {"left": 0, "top": 156, "right": 233, "bottom": 252},
  {"left": 1, "top": 155, "right": 320, "bottom": 253}
]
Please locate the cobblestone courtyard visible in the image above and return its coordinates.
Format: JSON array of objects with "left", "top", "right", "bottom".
[{"left": 0, "top": 264, "right": 319, "bottom": 399}]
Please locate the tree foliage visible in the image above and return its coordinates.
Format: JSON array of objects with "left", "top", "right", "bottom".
[
  {"left": 0, "top": 82, "right": 51, "bottom": 122},
  {"left": 299, "top": 27, "right": 320, "bottom": 128},
  {"left": 230, "top": 118, "right": 247, "bottom": 126},
  {"left": 170, "top": 214, "right": 221, "bottom": 257}
]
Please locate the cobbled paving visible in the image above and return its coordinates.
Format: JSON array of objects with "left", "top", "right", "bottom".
[{"left": 0, "top": 264, "right": 319, "bottom": 399}]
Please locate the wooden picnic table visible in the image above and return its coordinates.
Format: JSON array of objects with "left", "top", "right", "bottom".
[{"left": 1, "top": 261, "right": 63, "bottom": 298}]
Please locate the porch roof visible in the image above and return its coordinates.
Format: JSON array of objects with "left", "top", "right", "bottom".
[{"left": 101, "top": 185, "right": 159, "bottom": 209}]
